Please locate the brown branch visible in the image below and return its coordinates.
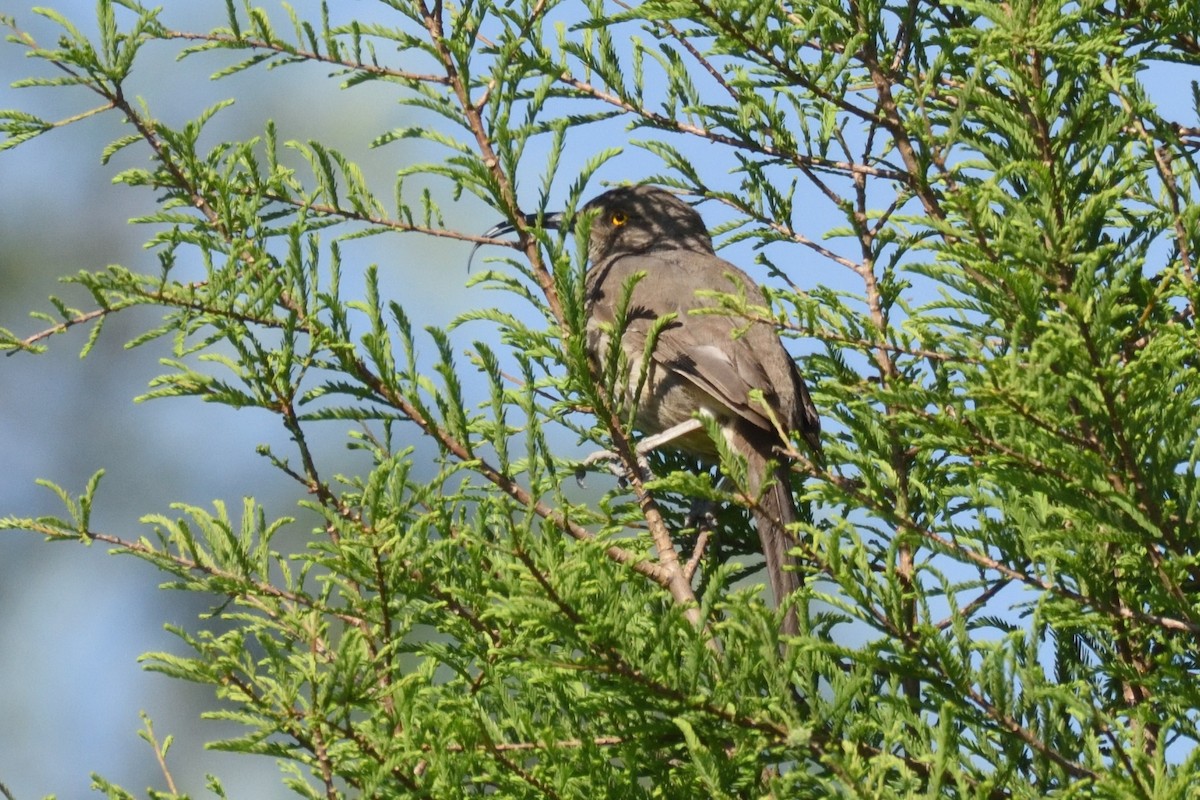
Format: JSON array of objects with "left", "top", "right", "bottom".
[
  {"left": 141, "top": 716, "right": 180, "bottom": 797},
  {"left": 306, "top": 699, "right": 338, "bottom": 800},
  {"left": 957, "top": 676, "right": 1101, "bottom": 783},
  {"left": 683, "top": 529, "right": 711, "bottom": 582},
  {"left": 435, "top": 735, "right": 625, "bottom": 754},
  {"left": 783, "top": 324, "right": 985, "bottom": 365},
  {"left": 163, "top": 29, "right": 452, "bottom": 86},
  {"left": 19, "top": 522, "right": 368, "bottom": 628},
  {"left": 6, "top": 307, "right": 114, "bottom": 354},
  {"left": 688, "top": 0, "right": 880, "bottom": 125},
  {"left": 342, "top": 351, "right": 670, "bottom": 586},
  {"left": 556, "top": 648, "right": 1004, "bottom": 798},
  {"left": 416, "top": 0, "right": 563, "bottom": 325},
  {"left": 404, "top": 0, "right": 712, "bottom": 636},
  {"left": 555, "top": 72, "right": 906, "bottom": 182},
  {"left": 934, "top": 579, "right": 1012, "bottom": 631},
  {"left": 822, "top": 472, "right": 1200, "bottom": 635},
  {"left": 260, "top": 191, "right": 527, "bottom": 248}
]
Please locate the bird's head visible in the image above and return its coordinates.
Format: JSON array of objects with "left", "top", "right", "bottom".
[
  {"left": 576, "top": 185, "right": 715, "bottom": 263},
  {"left": 470, "top": 185, "right": 714, "bottom": 269}
]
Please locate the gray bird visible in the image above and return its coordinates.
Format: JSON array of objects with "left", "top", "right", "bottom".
[{"left": 478, "top": 185, "right": 821, "bottom": 633}]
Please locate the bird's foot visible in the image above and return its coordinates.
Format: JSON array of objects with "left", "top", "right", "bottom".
[
  {"left": 634, "top": 418, "right": 705, "bottom": 452},
  {"left": 575, "top": 447, "right": 651, "bottom": 488},
  {"left": 683, "top": 497, "right": 718, "bottom": 532},
  {"left": 679, "top": 500, "right": 717, "bottom": 582},
  {"left": 574, "top": 419, "right": 706, "bottom": 488}
]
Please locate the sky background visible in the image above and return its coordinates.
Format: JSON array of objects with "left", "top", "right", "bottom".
[{"left": 1, "top": 2, "right": 1196, "bottom": 798}]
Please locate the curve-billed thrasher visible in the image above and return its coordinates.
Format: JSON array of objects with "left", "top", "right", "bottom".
[{"left": 478, "top": 185, "right": 820, "bottom": 631}]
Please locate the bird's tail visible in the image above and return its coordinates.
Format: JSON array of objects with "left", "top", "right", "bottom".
[{"left": 743, "top": 444, "right": 802, "bottom": 637}]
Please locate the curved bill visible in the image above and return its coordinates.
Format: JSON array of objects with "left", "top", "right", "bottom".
[{"left": 467, "top": 212, "right": 565, "bottom": 271}]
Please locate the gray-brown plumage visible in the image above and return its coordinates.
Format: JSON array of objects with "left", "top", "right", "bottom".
[
  {"left": 576, "top": 186, "right": 819, "bottom": 633},
  {"left": 477, "top": 185, "right": 821, "bottom": 633}
]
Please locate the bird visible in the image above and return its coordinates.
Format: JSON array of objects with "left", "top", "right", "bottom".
[{"left": 477, "top": 185, "right": 821, "bottom": 633}]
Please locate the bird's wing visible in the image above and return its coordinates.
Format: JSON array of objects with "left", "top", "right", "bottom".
[
  {"left": 655, "top": 339, "right": 777, "bottom": 431},
  {"left": 597, "top": 250, "right": 796, "bottom": 435}
]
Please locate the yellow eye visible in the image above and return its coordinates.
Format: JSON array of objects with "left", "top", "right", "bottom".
[{"left": 610, "top": 210, "right": 627, "bottom": 227}]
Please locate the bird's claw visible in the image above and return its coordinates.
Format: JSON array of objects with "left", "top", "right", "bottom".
[
  {"left": 574, "top": 419, "right": 707, "bottom": 488},
  {"left": 684, "top": 498, "right": 718, "bottom": 532},
  {"left": 575, "top": 448, "right": 651, "bottom": 488}
]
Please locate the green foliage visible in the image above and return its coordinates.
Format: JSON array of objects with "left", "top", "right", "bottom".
[{"left": 3, "top": 0, "right": 1200, "bottom": 797}]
